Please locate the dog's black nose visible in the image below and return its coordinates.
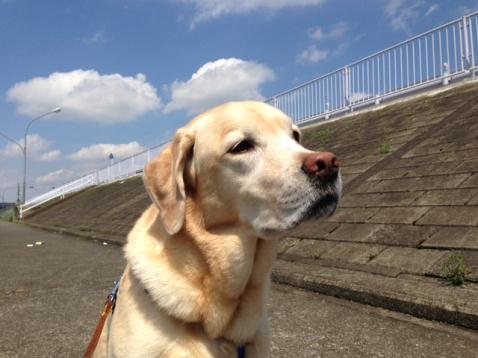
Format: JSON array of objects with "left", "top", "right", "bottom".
[{"left": 302, "top": 152, "right": 340, "bottom": 180}]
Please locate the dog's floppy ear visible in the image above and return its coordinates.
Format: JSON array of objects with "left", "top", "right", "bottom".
[{"left": 143, "top": 128, "right": 195, "bottom": 235}]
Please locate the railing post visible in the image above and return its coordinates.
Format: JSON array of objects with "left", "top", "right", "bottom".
[
  {"left": 462, "top": 16, "right": 472, "bottom": 70},
  {"left": 325, "top": 102, "right": 330, "bottom": 120},
  {"left": 442, "top": 62, "right": 451, "bottom": 85},
  {"left": 343, "top": 66, "right": 351, "bottom": 110}
]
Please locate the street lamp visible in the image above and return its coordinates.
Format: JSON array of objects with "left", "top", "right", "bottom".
[
  {"left": 23, "top": 107, "right": 61, "bottom": 203},
  {"left": 0, "top": 107, "right": 61, "bottom": 204}
]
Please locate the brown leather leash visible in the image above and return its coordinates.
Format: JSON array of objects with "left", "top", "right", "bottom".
[{"left": 83, "top": 280, "right": 120, "bottom": 358}]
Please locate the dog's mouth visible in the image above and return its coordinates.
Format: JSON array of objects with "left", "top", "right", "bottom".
[
  {"left": 287, "top": 173, "right": 342, "bottom": 228},
  {"left": 302, "top": 192, "right": 339, "bottom": 220}
]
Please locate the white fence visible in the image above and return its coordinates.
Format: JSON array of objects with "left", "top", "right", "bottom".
[
  {"left": 19, "top": 11, "right": 478, "bottom": 217},
  {"left": 265, "top": 11, "right": 478, "bottom": 124},
  {"left": 19, "top": 141, "right": 170, "bottom": 217}
]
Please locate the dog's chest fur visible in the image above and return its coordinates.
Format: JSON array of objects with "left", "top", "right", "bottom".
[{"left": 124, "top": 206, "right": 278, "bottom": 345}]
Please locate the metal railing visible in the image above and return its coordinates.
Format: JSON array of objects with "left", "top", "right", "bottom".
[
  {"left": 266, "top": 11, "right": 478, "bottom": 124},
  {"left": 19, "top": 141, "right": 170, "bottom": 218},
  {"left": 19, "top": 11, "right": 478, "bottom": 216}
]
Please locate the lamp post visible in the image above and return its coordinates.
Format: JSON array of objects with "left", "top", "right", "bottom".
[
  {"left": 22, "top": 107, "right": 61, "bottom": 203},
  {"left": 0, "top": 107, "right": 61, "bottom": 204}
]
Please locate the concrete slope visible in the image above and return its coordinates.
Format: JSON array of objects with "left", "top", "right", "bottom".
[
  {"left": 26, "top": 81, "right": 478, "bottom": 329},
  {"left": 279, "top": 81, "right": 478, "bottom": 329},
  {"left": 27, "top": 176, "right": 151, "bottom": 243}
]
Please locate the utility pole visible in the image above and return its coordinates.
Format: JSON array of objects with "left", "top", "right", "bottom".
[{"left": 17, "top": 183, "right": 21, "bottom": 206}]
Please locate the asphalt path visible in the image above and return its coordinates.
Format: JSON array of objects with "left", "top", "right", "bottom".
[{"left": 1, "top": 221, "right": 477, "bottom": 358}]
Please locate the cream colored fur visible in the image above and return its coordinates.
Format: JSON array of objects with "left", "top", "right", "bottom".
[{"left": 93, "top": 101, "right": 341, "bottom": 358}]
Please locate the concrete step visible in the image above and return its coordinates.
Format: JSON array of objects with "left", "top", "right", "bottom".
[{"left": 272, "top": 258, "right": 478, "bottom": 330}]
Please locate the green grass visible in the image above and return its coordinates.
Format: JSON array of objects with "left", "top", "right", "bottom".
[
  {"left": 441, "top": 254, "right": 471, "bottom": 286},
  {"left": 317, "top": 128, "right": 331, "bottom": 143},
  {"left": 0, "top": 208, "right": 15, "bottom": 222},
  {"left": 379, "top": 143, "right": 392, "bottom": 154}
]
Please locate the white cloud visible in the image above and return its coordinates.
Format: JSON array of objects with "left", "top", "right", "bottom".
[
  {"left": 35, "top": 169, "right": 74, "bottom": 186},
  {"left": 384, "top": 0, "right": 425, "bottom": 32},
  {"left": 68, "top": 142, "right": 146, "bottom": 162},
  {"left": 425, "top": 4, "right": 438, "bottom": 16},
  {"left": 0, "top": 134, "right": 55, "bottom": 160},
  {"left": 309, "top": 21, "right": 348, "bottom": 41},
  {"left": 296, "top": 45, "right": 329, "bottom": 65},
  {"left": 83, "top": 30, "right": 107, "bottom": 44},
  {"left": 7, "top": 70, "right": 161, "bottom": 124},
  {"left": 39, "top": 149, "right": 62, "bottom": 162},
  {"left": 0, "top": 169, "right": 18, "bottom": 191},
  {"left": 164, "top": 58, "right": 275, "bottom": 115},
  {"left": 179, "top": 0, "right": 325, "bottom": 26}
]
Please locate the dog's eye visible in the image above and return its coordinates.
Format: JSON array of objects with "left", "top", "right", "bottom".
[
  {"left": 292, "top": 130, "right": 301, "bottom": 143},
  {"left": 229, "top": 139, "right": 254, "bottom": 154}
]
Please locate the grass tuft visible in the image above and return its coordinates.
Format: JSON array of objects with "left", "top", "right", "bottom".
[
  {"left": 379, "top": 143, "right": 392, "bottom": 154},
  {"left": 441, "top": 254, "right": 471, "bottom": 286}
]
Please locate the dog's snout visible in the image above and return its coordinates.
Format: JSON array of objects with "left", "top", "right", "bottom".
[{"left": 302, "top": 152, "right": 340, "bottom": 179}]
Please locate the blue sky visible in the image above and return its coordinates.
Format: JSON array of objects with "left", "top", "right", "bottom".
[{"left": 1, "top": 0, "right": 477, "bottom": 202}]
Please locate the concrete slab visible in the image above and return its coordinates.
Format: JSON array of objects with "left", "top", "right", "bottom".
[
  {"left": 469, "top": 193, "right": 478, "bottom": 205},
  {"left": 364, "top": 174, "right": 471, "bottom": 193},
  {"left": 429, "top": 251, "right": 478, "bottom": 282},
  {"left": 369, "top": 167, "right": 414, "bottom": 180},
  {"left": 324, "top": 207, "right": 380, "bottom": 223},
  {"left": 319, "top": 242, "right": 386, "bottom": 265},
  {"left": 326, "top": 223, "right": 383, "bottom": 243},
  {"left": 413, "top": 189, "right": 478, "bottom": 206},
  {"left": 369, "top": 247, "right": 446, "bottom": 275},
  {"left": 328, "top": 223, "right": 436, "bottom": 247},
  {"left": 416, "top": 206, "right": 478, "bottom": 226},
  {"left": 457, "top": 159, "right": 478, "bottom": 172},
  {"left": 421, "top": 227, "right": 478, "bottom": 250},
  {"left": 460, "top": 173, "right": 478, "bottom": 188},
  {"left": 339, "top": 163, "right": 374, "bottom": 175},
  {"left": 273, "top": 259, "right": 478, "bottom": 330},
  {"left": 367, "top": 206, "right": 430, "bottom": 225},
  {"left": 270, "top": 284, "right": 478, "bottom": 358},
  {"left": 282, "top": 238, "right": 336, "bottom": 259},
  {"left": 290, "top": 221, "right": 339, "bottom": 239},
  {"left": 339, "top": 191, "right": 422, "bottom": 207}
]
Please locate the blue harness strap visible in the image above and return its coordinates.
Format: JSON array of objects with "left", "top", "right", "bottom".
[
  {"left": 237, "top": 345, "right": 246, "bottom": 358},
  {"left": 109, "top": 278, "right": 121, "bottom": 312}
]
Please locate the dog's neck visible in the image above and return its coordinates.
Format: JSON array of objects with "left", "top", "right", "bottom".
[{"left": 125, "top": 203, "right": 278, "bottom": 343}]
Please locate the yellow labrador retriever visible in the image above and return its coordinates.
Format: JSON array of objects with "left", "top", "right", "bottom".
[{"left": 94, "top": 101, "right": 341, "bottom": 357}]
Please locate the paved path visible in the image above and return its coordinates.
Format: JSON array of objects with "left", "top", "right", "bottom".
[{"left": 1, "top": 221, "right": 477, "bottom": 358}]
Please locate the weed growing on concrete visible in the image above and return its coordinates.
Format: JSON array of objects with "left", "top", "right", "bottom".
[
  {"left": 403, "top": 108, "right": 415, "bottom": 118},
  {"left": 441, "top": 254, "right": 471, "bottom": 286},
  {"left": 379, "top": 143, "right": 392, "bottom": 154},
  {"left": 317, "top": 128, "right": 331, "bottom": 143}
]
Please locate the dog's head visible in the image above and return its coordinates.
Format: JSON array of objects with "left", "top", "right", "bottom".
[{"left": 144, "top": 101, "right": 341, "bottom": 238}]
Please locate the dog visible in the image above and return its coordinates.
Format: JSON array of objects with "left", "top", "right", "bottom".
[{"left": 93, "top": 101, "right": 341, "bottom": 357}]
